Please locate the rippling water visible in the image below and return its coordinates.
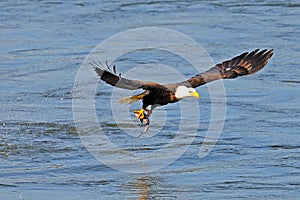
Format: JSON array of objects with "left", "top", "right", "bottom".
[{"left": 1, "top": 1, "right": 299, "bottom": 199}]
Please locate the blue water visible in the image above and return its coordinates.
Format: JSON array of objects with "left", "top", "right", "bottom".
[{"left": 1, "top": 1, "right": 299, "bottom": 199}]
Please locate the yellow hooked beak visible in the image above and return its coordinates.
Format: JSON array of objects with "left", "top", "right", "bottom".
[{"left": 191, "top": 91, "right": 200, "bottom": 99}]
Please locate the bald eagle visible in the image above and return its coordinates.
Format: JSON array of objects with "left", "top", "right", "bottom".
[{"left": 93, "top": 49, "right": 273, "bottom": 129}]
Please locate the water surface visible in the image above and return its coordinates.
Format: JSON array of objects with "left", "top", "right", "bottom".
[{"left": 0, "top": 1, "right": 299, "bottom": 199}]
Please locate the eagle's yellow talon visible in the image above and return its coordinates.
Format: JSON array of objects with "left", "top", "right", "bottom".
[{"left": 134, "top": 109, "right": 145, "bottom": 119}]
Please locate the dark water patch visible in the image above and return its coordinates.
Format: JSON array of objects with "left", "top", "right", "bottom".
[
  {"left": 42, "top": 88, "right": 73, "bottom": 100},
  {"left": 0, "top": 121, "right": 77, "bottom": 134},
  {"left": 120, "top": 0, "right": 191, "bottom": 13},
  {"left": 43, "top": 1, "right": 64, "bottom": 5},
  {"left": 0, "top": 121, "right": 79, "bottom": 158},
  {"left": 281, "top": 80, "right": 300, "bottom": 84},
  {"left": 0, "top": 183, "right": 18, "bottom": 188},
  {"left": 269, "top": 144, "right": 300, "bottom": 150},
  {"left": 211, "top": 2, "right": 300, "bottom": 8}
]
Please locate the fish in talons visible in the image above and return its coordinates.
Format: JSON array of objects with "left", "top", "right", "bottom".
[{"left": 134, "top": 109, "right": 150, "bottom": 137}]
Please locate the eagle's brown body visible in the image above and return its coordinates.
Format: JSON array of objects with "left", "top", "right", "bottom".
[{"left": 141, "top": 86, "right": 178, "bottom": 108}]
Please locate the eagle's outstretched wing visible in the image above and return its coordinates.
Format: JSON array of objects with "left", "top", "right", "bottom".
[
  {"left": 92, "top": 62, "right": 166, "bottom": 91},
  {"left": 174, "top": 49, "right": 274, "bottom": 88},
  {"left": 94, "top": 49, "right": 273, "bottom": 91}
]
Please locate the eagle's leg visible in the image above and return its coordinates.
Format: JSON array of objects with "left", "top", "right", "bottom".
[{"left": 144, "top": 108, "right": 151, "bottom": 116}]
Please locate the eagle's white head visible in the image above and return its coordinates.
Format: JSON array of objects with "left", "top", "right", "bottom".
[{"left": 175, "top": 85, "right": 200, "bottom": 99}]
